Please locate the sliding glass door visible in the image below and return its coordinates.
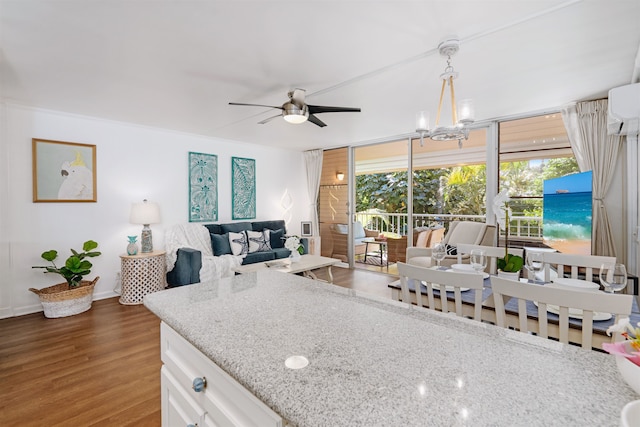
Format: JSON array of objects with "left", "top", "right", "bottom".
[
  {"left": 353, "top": 140, "right": 409, "bottom": 270},
  {"left": 411, "top": 128, "right": 489, "bottom": 239}
]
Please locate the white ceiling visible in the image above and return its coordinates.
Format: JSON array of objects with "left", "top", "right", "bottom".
[{"left": 1, "top": 0, "right": 639, "bottom": 152}]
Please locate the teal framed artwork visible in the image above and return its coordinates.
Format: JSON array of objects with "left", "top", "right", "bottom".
[
  {"left": 232, "top": 157, "right": 256, "bottom": 220},
  {"left": 189, "top": 151, "right": 218, "bottom": 222}
]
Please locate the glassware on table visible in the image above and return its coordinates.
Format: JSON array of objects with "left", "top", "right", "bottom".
[
  {"left": 470, "top": 249, "right": 487, "bottom": 275},
  {"left": 526, "top": 251, "right": 544, "bottom": 284},
  {"left": 599, "top": 263, "right": 627, "bottom": 293},
  {"left": 432, "top": 243, "right": 446, "bottom": 269}
]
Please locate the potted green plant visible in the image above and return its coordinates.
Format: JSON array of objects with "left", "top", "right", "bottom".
[
  {"left": 30, "top": 240, "right": 101, "bottom": 318},
  {"left": 493, "top": 191, "right": 524, "bottom": 279}
]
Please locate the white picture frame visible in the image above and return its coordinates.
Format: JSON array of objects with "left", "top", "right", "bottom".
[{"left": 301, "top": 221, "right": 312, "bottom": 236}]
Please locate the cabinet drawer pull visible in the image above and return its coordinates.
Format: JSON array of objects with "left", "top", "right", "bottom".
[
  {"left": 187, "top": 424, "right": 198, "bottom": 427},
  {"left": 192, "top": 376, "right": 207, "bottom": 392}
]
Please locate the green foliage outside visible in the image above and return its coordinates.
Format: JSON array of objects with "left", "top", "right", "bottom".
[{"left": 355, "top": 157, "right": 580, "bottom": 220}]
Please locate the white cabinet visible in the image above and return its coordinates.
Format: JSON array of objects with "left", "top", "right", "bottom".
[{"left": 160, "top": 322, "right": 284, "bottom": 427}]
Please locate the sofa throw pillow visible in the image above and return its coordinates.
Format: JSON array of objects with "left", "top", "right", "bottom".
[
  {"left": 228, "top": 231, "right": 249, "bottom": 256},
  {"left": 353, "top": 221, "right": 366, "bottom": 239},
  {"left": 444, "top": 244, "right": 457, "bottom": 255},
  {"left": 211, "top": 233, "right": 232, "bottom": 256},
  {"left": 246, "top": 230, "right": 271, "bottom": 253},
  {"left": 269, "top": 228, "right": 285, "bottom": 249}
]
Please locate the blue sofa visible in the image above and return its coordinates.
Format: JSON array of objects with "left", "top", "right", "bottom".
[{"left": 166, "top": 220, "right": 308, "bottom": 287}]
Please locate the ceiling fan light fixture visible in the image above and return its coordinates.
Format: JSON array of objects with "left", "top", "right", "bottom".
[
  {"left": 282, "top": 102, "right": 309, "bottom": 124},
  {"left": 414, "top": 38, "right": 474, "bottom": 148}
]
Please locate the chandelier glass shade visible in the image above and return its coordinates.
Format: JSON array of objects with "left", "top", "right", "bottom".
[{"left": 415, "top": 39, "right": 474, "bottom": 148}]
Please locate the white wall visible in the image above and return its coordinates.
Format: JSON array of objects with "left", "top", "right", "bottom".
[{"left": 0, "top": 103, "right": 309, "bottom": 318}]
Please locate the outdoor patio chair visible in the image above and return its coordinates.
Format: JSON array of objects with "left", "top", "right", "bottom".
[
  {"left": 406, "top": 221, "right": 496, "bottom": 268},
  {"left": 329, "top": 221, "right": 377, "bottom": 262},
  {"left": 386, "top": 236, "right": 408, "bottom": 263}
]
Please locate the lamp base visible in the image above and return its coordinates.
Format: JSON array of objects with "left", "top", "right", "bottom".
[{"left": 141, "top": 225, "right": 153, "bottom": 253}]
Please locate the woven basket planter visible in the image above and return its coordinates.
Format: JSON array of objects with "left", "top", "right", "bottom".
[{"left": 29, "top": 276, "right": 99, "bottom": 318}]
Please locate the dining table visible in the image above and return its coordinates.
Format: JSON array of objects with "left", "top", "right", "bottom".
[{"left": 388, "top": 270, "right": 640, "bottom": 350}]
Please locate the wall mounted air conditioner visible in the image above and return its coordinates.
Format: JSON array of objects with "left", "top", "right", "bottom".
[{"left": 608, "top": 83, "right": 640, "bottom": 136}]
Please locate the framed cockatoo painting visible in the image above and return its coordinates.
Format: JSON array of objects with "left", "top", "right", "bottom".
[{"left": 32, "top": 139, "right": 97, "bottom": 202}]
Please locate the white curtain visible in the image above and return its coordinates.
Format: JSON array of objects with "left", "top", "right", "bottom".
[
  {"left": 561, "top": 99, "right": 623, "bottom": 257},
  {"left": 303, "top": 149, "right": 323, "bottom": 236}
]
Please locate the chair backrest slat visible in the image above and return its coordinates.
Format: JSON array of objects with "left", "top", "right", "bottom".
[
  {"left": 397, "top": 262, "right": 485, "bottom": 321},
  {"left": 491, "top": 276, "right": 633, "bottom": 349},
  {"left": 541, "top": 252, "right": 616, "bottom": 282}
]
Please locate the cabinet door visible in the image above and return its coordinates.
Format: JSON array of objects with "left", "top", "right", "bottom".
[
  {"left": 162, "top": 366, "right": 208, "bottom": 427},
  {"left": 161, "top": 322, "right": 284, "bottom": 427}
]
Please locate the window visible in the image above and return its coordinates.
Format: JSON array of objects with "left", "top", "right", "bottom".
[{"left": 498, "top": 114, "right": 579, "bottom": 243}]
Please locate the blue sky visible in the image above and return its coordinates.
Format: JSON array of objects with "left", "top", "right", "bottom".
[{"left": 543, "top": 170, "right": 592, "bottom": 194}]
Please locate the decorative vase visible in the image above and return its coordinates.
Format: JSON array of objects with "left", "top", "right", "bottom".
[
  {"left": 498, "top": 269, "right": 520, "bottom": 280},
  {"left": 290, "top": 250, "right": 302, "bottom": 262},
  {"left": 126, "top": 236, "right": 139, "bottom": 255}
]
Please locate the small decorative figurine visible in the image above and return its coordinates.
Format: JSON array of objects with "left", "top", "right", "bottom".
[{"left": 126, "top": 236, "right": 139, "bottom": 256}]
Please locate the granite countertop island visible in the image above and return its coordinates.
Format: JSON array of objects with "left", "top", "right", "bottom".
[{"left": 144, "top": 270, "right": 637, "bottom": 426}]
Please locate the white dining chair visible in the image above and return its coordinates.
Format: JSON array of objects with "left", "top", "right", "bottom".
[
  {"left": 490, "top": 276, "right": 633, "bottom": 349},
  {"left": 456, "top": 244, "right": 524, "bottom": 274},
  {"left": 541, "top": 251, "right": 616, "bottom": 283},
  {"left": 397, "top": 262, "right": 485, "bottom": 321}
]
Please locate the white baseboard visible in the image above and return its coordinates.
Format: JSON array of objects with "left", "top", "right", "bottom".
[
  {"left": 1, "top": 291, "right": 120, "bottom": 319},
  {"left": 11, "top": 303, "right": 43, "bottom": 318},
  {"left": 0, "top": 306, "right": 15, "bottom": 319}
]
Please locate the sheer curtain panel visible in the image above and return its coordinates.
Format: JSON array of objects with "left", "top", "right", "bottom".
[
  {"left": 561, "top": 99, "right": 623, "bottom": 257},
  {"left": 304, "top": 149, "right": 323, "bottom": 236}
]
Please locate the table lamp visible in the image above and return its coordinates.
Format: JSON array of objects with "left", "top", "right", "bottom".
[{"left": 130, "top": 199, "right": 161, "bottom": 253}]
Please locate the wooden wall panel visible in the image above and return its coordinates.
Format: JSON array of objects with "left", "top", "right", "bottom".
[
  {"left": 321, "top": 148, "right": 348, "bottom": 186},
  {"left": 319, "top": 148, "right": 348, "bottom": 257},
  {"left": 319, "top": 186, "right": 348, "bottom": 223}
]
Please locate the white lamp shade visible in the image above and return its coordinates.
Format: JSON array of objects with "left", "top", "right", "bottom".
[{"left": 130, "top": 200, "right": 161, "bottom": 225}]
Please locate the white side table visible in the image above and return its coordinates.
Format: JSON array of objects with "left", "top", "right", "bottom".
[{"left": 119, "top": 250, "right": 166, "bottom": 305}]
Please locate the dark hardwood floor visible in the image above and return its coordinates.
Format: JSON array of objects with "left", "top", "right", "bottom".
[{"left": 0, "top": 267, "right": 397, "bottom": 426}]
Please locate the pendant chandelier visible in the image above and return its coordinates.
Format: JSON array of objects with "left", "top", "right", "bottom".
[{"left": 416, "top": 38, "right": 474, "bottom": 149}]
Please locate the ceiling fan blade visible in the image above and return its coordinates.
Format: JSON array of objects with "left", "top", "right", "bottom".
[
  {"left": 257, "top": 114, "right": 282, "bottom": 125},
  {"left": 307, "top": 105, "right": 361, "bottom": 114},
  {"left": 229, "top": 102, "right": 283, "bottom": 110},
  {"left": 307, "top": 114, "right": 327, "bottom": 128}
]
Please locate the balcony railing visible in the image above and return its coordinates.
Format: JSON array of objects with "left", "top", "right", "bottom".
[{"left": 355, "top": 211, "right": 543, "bottom": 240}]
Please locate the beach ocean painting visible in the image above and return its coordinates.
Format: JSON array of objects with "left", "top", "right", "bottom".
[{"left": 543, "top": 170, "right": 593, "bottom": 255}]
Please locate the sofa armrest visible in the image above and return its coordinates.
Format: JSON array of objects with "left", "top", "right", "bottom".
[
  {"left": 166, "top": 247, "right": 202, "bottom": 287},
  {"left": 406, "top": 247, "right": 433, "bottom": 260}
]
